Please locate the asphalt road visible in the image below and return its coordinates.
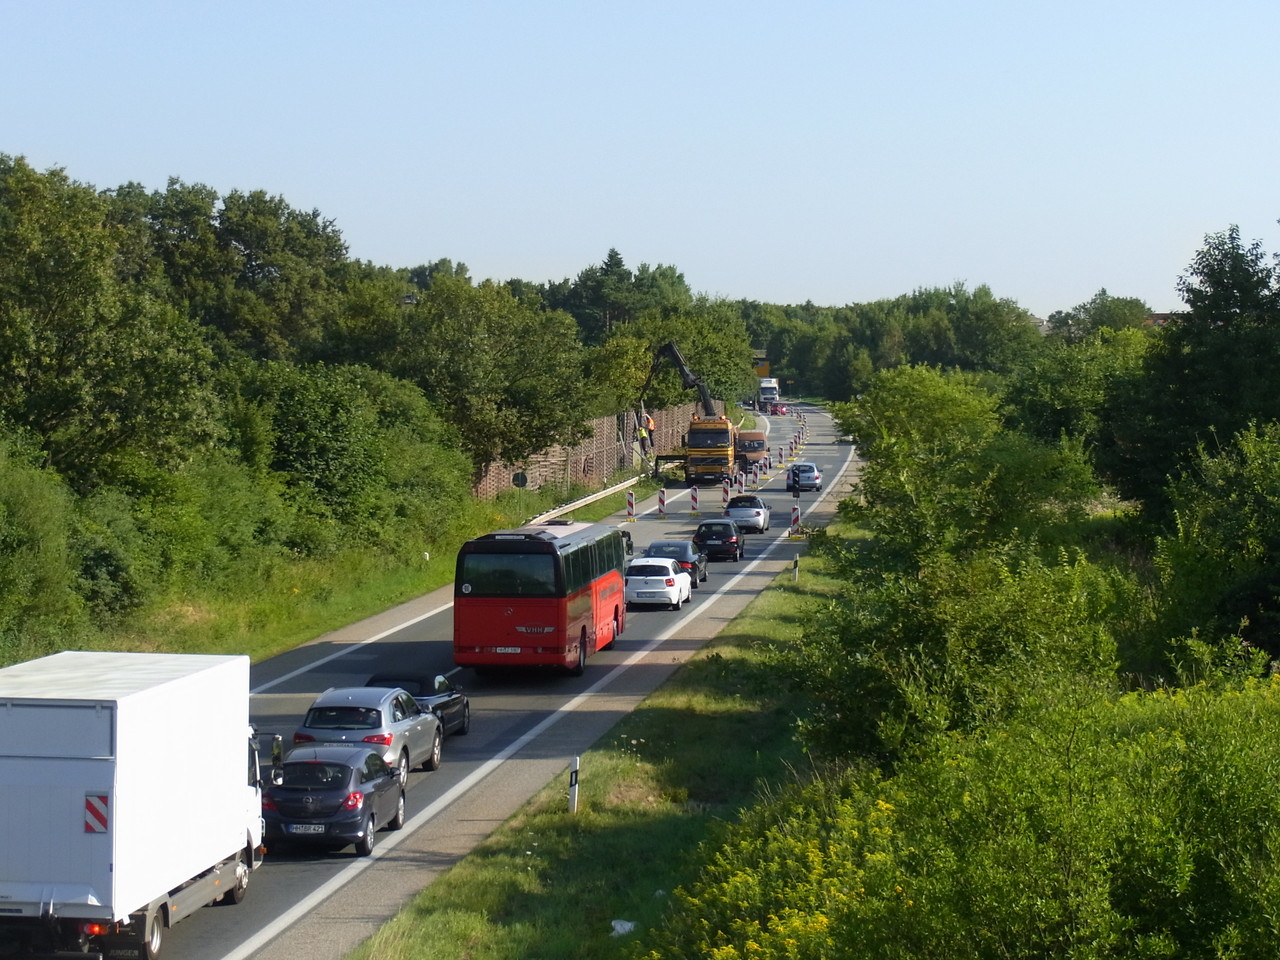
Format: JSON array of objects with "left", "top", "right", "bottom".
[{"left": 163, "top": 403, "right": 856, "bottom": 960}]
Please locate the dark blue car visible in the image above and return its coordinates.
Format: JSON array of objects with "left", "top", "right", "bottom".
[{"left": 263, "top": 744, "right": 405, "bottom": 856}]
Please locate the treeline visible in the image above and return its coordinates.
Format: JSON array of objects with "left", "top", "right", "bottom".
[
  {"left": 0, "top": 154, "right": 1086, "bottom": 667},
  {"left": 638, "top": 227, "right": 1280, "bottom": 957},
  {"left": 0, "top": 156, "right": 763, "bottom": 664}
]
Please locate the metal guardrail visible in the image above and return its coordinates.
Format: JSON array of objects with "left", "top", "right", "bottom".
[{"left": 526, "top": 474, "right": 644, "bottom": 525}]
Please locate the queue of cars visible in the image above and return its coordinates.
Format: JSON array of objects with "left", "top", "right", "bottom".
[
  {"left": 268, "top": 674, "right": 473, "bottom": 855},
  {"left": 273, "top": 458, "right": 827, "bottom": 855}
]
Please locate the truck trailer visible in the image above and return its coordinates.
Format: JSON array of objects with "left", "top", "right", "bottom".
[{"left": 0, "top": 651, "right": 278, "bottom": 959}]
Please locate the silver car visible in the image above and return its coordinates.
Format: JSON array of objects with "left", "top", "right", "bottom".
[
  {"left": 293, "top": 686, "right": 442, "bottom": 784},
  {"left": 723, "top": 494, "right": 771, "bottom": 533}
]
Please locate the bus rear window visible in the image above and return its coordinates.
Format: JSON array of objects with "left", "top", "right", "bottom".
[{"left": 459, "top": 553, "right": 557, "bottom": 597}]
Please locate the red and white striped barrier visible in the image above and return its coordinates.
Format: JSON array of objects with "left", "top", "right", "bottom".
[
  {"left": 626, "top": 489, "right": 636, "bottom": 521},
  {"left": 791, "top": 504, "right": 801, "bottom": 537},
  {"left": 722, "top": 479, "right": 731, "bottom": 506},
  {"left": 658, "top": 488, "right": 666, "bottom": 516},
  {"left": 690, "top": 486, "right": 699, "bottom": 515}
]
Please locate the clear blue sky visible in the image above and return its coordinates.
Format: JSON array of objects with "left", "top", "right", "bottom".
[{"left": 4, "top": 0, "right": 1277, "bottom": 318}]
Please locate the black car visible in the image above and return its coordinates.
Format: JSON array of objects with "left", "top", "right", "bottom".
[
  {"left": 641, "top": 540, "right": 709, "bottom": 588},
  {"left": 692, "top": 519, "right": 746, "bottom": 561},
  {"left": 365, "top": 672, "right": 471, "bottom": 736},
  {"left": 263, "top": 744, "right": 405, "bottom": 856}
]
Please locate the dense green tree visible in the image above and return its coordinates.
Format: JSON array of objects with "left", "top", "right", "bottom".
[
  {"left": 1003, "top": 327, "right": 1149, "bottom": 448},
  {"left": 834, "top": 366, "right": 1096, "bottom": 566},
  {"left": 1046, "top": 288, "right": 1152, "bottom": 343},
  {"left": 0, "top": 157, "right": 219, "bottom": 488},
  {"left": 1154, "top": 420, "right": 1280, "bottom": 659},
  {"left": 391, "top": 276, "right": 590, "bottom": 477},
  {"left": 1103, "top": 226, "right": 1280, "bottom": 506}
]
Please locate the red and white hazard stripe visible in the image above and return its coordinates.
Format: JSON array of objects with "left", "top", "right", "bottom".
[{"left": 84, "top": 794, "right": 109, "bottom": 833}]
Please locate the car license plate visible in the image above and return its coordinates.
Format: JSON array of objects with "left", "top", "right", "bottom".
[
  {"left": 638, "top": 591, "right": 659, "bottom": 598},
  {"left": 706, "top": 539, "right": 722, "bottom": 545},
  {"left": 495, "top": 646, "right": 520, "bottom": 654},
  {"left": 287, "top": 824, "right": 325, "bottom": 835}
]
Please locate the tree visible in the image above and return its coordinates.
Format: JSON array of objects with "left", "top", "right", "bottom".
[
  {"left": 390, "top": 276, "right": 591, "bottom": 477},
  {"left": 1102, "top": 226, "right": 1280, "bottom": 507},
  {"left": 1046, "top": 288, "right": 1151, "bottom": 343},
  {"left": 0, "top": 157, "right": 219, "bottom": 488}
]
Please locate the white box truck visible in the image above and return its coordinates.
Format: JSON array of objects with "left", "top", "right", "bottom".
[
  {"left": 0, "top": 651, "right": 279, "bottom": 959},
  {"left": 756, "top": 377, "right": 780, "bottom": 408}
]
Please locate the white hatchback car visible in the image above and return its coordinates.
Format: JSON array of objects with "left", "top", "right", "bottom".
[{"left": 624, "top": 557, "right": 692, "bottom": 610}]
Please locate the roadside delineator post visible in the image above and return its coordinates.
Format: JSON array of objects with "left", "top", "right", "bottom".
[
  {"left": 722, "top": 479, "right": 730, "bottom": 506},
  {"left": 690, "top": 486, "right": 699, "bottom": 515},
  {"left": 790, "top": 504, "right": 802, "bottom": 538},
  {"left": 569, "top": 755, "right": 580, "bottom": 813},
  {"left": 626, "top": 489, "right": 636, "bottom": 521},
  {"left": 658, "top": 488, "right": 666, "bottom": 516}
]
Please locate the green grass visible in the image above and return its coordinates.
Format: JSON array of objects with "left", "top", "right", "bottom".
[{"left": 345, "top": 532, "right": 849, "bottom": 960}]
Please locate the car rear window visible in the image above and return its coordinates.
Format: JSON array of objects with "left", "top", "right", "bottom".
[
  {"left": 727, "top": 497, "right": 759, "bottom": 508},
  {"left": 304, "top": 705, "right": 382, "bottom": 730},
  {"left": 282, "top": 762, "right": 351, "bottom": 787},
  {"left": 699, "top": 523, "right": 733, "bottom": 534},
  {"left": 628, "top": 563, "right": 672, "bottom": 577},
  {"left": 647, "top": 544, "right": 682, "bottom": 556}
]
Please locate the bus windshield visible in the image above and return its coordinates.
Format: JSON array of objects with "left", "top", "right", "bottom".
[{"left": 458, "top": 553, "right": 557, "bottom": 597}]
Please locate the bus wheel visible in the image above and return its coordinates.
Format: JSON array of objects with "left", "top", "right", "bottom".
[{"left": 569, "top": 637, "right": 587, "bottom": 677}]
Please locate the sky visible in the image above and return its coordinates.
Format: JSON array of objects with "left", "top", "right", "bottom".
[{"left": 3, "top": 0, "right": 1278, "bottom": 319}]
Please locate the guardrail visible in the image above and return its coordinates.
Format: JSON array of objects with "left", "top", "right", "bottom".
[{"left": 527, "top": 474, "right": 644, "bottom": 525}]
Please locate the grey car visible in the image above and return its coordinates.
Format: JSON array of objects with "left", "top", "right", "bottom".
[
  {"left": 786, "top": 462, "right": 823, "bottom": 492},
  {"left": 293, "top": 686, "right": 443, "bottom": 785},
  {"left": 723, "top": 494, "right": 771, "bottom": 533}
]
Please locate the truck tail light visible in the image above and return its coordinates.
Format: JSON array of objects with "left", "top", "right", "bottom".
[
  {"left": 342, "top": 792, "right": 366, "bottom": 811},
  {"left": 362, "top": 733, "right": 394, "bottom": 747},
  {"left": 79, "top": 922, "right": 109, "bottom": 937}
]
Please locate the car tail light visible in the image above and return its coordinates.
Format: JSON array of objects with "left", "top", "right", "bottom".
[
  {"left": 261, "top": 794, "right": 277, "bottom": 812},
  {"left": 293, "top": 732, "right": 315, "bottom": 744},
  {"left": 342, "top": 792, "right": 366, "bottom": 811},
  {"left": 362, "top": 733, "right": 394, "bottom": 747},
  {"left": 665, "top": 578, "right": 677, "bottom": 586}
]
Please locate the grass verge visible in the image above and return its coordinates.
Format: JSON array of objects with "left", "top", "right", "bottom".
[{"left": 345, "top": 530, "right": 848, "bottom": 960}]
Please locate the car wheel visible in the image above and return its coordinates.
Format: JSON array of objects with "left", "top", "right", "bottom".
[
  {"left": 423, "top": 726, "right": 443, "bottom": 771},
  {"left": 354, "top": 815, "right": 375, "bottom": 856},
  {"left": 669, "top": 596, "right": 680, "bottom": 610},
  {"left": 700, "top": 567, "right": 708, "bottom": 582},
  {"left": 396, "top": 750, "right": 410, "bottom": 785},
  {"left": 458, "top": 701, "right": 471, "bottom": 735},
  {"left": 389, "top": 790, "right": 406, "bottom": 830}
]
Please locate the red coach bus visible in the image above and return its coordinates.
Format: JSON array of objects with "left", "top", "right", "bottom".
[{"left": 453, "top": 520, "right": 629, "bottom": 675}]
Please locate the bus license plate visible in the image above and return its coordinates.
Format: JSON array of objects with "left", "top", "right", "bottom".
[
  {"left": 287, "top": 824, "right": 325, "bottom": 835},
  {"left": 495, "top": 646, "right": 521, "bottom": 654}
]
